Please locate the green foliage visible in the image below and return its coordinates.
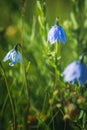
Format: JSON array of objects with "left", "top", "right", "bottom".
[{"left": 0, "top": 0, "right": 87, "bottom": 130}]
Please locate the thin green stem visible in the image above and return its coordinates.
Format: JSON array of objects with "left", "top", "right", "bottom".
[
  {"left": 48, "top": 110, "right": 59, "bottom": 126},
  {"left": 0, "top": 62, "right": 15, "bottom": 128},
  {"left": 1, "top": 86, "right": 12, "bottom": 116},
  {"left": 54, "top": 41, "right": 59, "bottom": 88},
  {"left": 55, "top": 41, "right": 58, "bottom": 57},
  {"left": 23, "top": 63, "right": 29, "bottom": 98},
  {"left": 21, "top": 0, "right": 26, "bottom": 46},
  {"left": 21, "top": 0, "right": 29, "bottom": 100},
  {"left": 41, "top": 92, "right": 47, "bottom": 113}
]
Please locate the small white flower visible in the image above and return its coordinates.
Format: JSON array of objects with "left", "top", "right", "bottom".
[{"left": 3, "top": 44, "right": 22, "bottom": 66}]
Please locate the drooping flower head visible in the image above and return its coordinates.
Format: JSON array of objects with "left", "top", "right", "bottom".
[
  {"left": 3, "top": 43, "right": 22, "bottom": 66},
  {"left": 62, "top": 55, "right": 87, "bottom": 85},
  {"left": 48, "top": 17, "right": 67, "bottom": 44}
]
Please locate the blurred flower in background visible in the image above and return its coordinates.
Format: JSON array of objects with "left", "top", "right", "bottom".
[
  {"left": 5, "top": 25, "right": 17, "bottom": 36},
  {"left": 3, "top": 43, "right": 22, "bottom": 66},
  {"left": 48, "top": 18, "right": 67, "bottom": 44},
  {"left": 62, "top": 61, "right": 87, "bottom": 85}
]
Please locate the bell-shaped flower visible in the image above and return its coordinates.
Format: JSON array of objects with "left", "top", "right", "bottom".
[
  {"left": 62, "top": 61, "right": 87, "bottom": 85},
  {"left": 48, "top": 18, "right": 67, "bottom": 44},
  {"left": 3, "top": 44, "right": 22, "bottom": 66}
]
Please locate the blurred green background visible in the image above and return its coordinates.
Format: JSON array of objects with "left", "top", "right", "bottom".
[
  {"left": 1, "top": 0, "right": 86, "bottom": 66},
  {"left": 0, "top": 0, "right": 75, "bottom": 67},
  {"left": 0, "top": 0, "right": 72, "bottom": 25},
  {"left": 0, "top": 0, "right": 87, "bottom": 130}
]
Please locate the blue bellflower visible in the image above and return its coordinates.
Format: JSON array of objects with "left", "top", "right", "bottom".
[
  {"left": 48, "top": 19, "right": 67, "bottom": 44},
  {"left": 3, "top": 44, "right": 22, "bottom": 66},
  {"left": 62, "top": 61, "right": 87, "bottom": 85}
]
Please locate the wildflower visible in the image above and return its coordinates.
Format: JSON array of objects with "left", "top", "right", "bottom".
[
  {"left": 66, "top": 103, "right": 78, "bottom": 119},
  {"left": 3, "top": 43, "right": 22, "bottom": 66},
  {"left": 48, "top": 18, "right": 67, "bottom": 44},
  {"left": 62, "top": 61, "right": 87, "bottom": 85}
]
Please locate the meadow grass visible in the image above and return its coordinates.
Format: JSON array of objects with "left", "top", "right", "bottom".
[{"left": 0, "top": 0, "right": 87, "bottom": 130}]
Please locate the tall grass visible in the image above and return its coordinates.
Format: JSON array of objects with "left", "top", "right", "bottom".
[{"left": 0, "top": 0, "right": 87, "bottom": 130}]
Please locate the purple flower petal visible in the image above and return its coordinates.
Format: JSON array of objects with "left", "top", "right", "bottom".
[
  {"left": 48, "top": 25, "right": 67, "bottom": 44},
  {"left": 62, "top": 61, "right": 87, "bottom": 85}
]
